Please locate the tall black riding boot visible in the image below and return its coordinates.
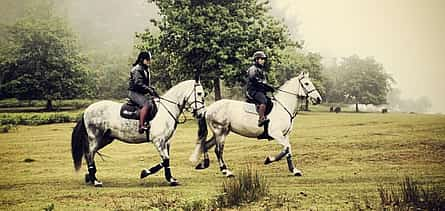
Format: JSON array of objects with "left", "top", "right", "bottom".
[
  {"left": 258, "top": 104, "right": 269, "bottom": 126},
  {"left": 139, "top": 104, "right": 149, "bottom": 134}
]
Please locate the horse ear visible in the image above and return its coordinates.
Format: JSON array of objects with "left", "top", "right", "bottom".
[{"left": 306, "top": 72, "right": 310, "bottom": 77}]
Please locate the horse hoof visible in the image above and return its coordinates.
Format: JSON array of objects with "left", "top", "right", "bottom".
[
  {"left": 293, "top": 169, "right": 303, "bottom": 176},
  {"left": 195, "top": 159, "right": 210, "bottom": 170},
  {"left": 169, "top": 177, "right": 179, "bottom": 186},
  {"left": 203, "top": 158, "right": 210, "bottom": 168},
  {"left": 85, "top": 174, "right": 92, "bottom": 184},
  {"left": 222, "top": 169, "right": 234, "bottom": 177},
  {"left": 195, "top": 162, "right": 206, "bottom": 170},
  {"left": 94, "top": 180, "right": 103, "bottom": 187},
  {"left": 264, "top": 156, "right": 273, "bottom": 165},
  {"left": 140, "top": 169, "right": 151, "bottom": 179}
]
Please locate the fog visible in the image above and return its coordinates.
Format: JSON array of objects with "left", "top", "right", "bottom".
[
  {"left": 56, "top": 0, "right": 159, "bottom": 53},
  {"left": 269, "top": 0, "right": 445, "bottom": 113},
  {"left": 3, "top": 0, "right": 444, "bottom": 113}
]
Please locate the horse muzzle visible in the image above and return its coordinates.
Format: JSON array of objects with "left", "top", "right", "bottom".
[{"left": 311, "top": 97, "right": 322, "bottom": 105}]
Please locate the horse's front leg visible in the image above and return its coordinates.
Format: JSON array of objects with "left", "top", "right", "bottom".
[
  {"left": 265, "top": 135, "right": 302, "bottom": 176},
  {"left": 140, "top": 140, "right": 178, "bottom": 186},
  {"left": 195, "top": 136, "right": 216, "bottom": 170}
]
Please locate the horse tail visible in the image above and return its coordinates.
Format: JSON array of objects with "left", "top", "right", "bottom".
[
  {"left": 71, "top": 114, "right": 88, "bottom": 171},
  {"left": 190, "top": 114, "right": 208, "bottom": 163}
]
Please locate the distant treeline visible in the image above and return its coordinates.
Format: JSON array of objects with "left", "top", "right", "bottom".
[{"left": 1, "top": 0, "right": 410, "bottom": 113}]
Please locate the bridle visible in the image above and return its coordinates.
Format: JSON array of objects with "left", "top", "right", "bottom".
[
  {"left": 276, "top": 77, "right": 317, "bottom": 97},
  {"left": 272, "top": 76, "right": 315, "bottom": 134},
  {"left": 156, "top": 82, "right": 205, "bottom": 124},
  {"left": 183, "top": 82, "right": 206, "bottom": 116}
]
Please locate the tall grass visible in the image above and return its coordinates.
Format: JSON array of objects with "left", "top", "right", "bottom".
[
  {"left": 216, "top": 165, "right": 269, "bottom": 208},
  {"left": 378, "top": 177, "right": 445, "bottom": 210}
]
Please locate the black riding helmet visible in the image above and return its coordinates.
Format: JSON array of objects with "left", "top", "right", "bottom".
[{"left": 253, "top": 51, "right": 267, "bottom": 61}]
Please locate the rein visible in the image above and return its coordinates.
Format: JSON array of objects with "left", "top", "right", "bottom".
[
  {"left": 156, "top": 83, "right": 205, "bottom": 124},
  {"left": 271, "top": 77, "right": 312, "bottom": 135},
  {"left": 156, "top": 97, "right": 183, "bottom": 124}
]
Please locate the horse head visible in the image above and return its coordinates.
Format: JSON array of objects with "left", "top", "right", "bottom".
[
  {"left": 297, "top": 72, "right": 322, "bottom": 104},
  {"left": 182, "top": 80, "right": 206, "bottom": 118}
]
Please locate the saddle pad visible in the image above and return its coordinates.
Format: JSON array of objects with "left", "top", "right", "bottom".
[{"left": 243, "top": 103, "right": 258, "bottom": 115}]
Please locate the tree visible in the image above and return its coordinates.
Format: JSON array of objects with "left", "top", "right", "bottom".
[
  {"left": 0, "top": 0, "right": 93, "bottom": 110},
  {"left": 322, "top": 58, "right": 346, "bottom": 104},
  {"left": 87, "top": 49, "right": 130, "bottom": 99},
  {"left": 136, "top": 0, "right": 295, "bottom": 100},
  {"left": 274, "top": 48, "right": 324, "bottom": 110},
  {"left": 338, "top": 55, "right": 393, "bottom": 112}
]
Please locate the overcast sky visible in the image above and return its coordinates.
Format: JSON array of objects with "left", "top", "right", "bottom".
[{"left": 269, "top": 0, "right": 445, "bottom": 113}]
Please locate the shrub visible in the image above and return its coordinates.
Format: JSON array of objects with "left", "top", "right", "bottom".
[
  {"left": 0, "top": 112, "right": 81, "bottom": 126},
  {"left": 0, "top": 124, "right": 15, "bottom": 133},
  {"left": 0, "top": 98, "right": 97, "bottom": 109},
  {"left": 216, "top": 165, "right": 269, "bottom": 208}
]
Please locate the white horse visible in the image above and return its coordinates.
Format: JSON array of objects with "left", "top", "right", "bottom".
[
  {"left": 190, "top": 72, "right": 322, "bottom": 177},
  {"left": 71, "top": 80, "right": 205, "bottom": 186}
]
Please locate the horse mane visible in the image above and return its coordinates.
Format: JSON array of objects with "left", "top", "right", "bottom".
[
  {"left": 279, "top": 76, "right": 300, "bottom": 90},
  {"left": 163, "top": 80, "right": 195, "bottom": 97}
]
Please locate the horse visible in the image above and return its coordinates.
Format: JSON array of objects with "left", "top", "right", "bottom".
[
  {"left": 190, "top": 72, "right": 322, "bottom": 177},
  {"left": 71, "top": 80, "right": 206, "bottom": 186}
]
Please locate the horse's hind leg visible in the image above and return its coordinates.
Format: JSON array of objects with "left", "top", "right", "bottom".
[
  {"left": 214, "top": 133, "right": 233, "bottom": 177},
  {"left": 84, "top": 151, "right": 103, "bottom": 187},
  {"left": 84, "top": 131, "right": 113, "bottom": 187}
]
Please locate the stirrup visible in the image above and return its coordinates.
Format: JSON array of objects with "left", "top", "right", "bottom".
[
  {"left": 138, "top": 126, "right": 148, "bottom": 134},
  {"left": 258, "top": 118, "right": 269, "bottom": 127}
]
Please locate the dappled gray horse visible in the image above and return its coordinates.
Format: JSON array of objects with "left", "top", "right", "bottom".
[
  {"left": 190, "top": 72, "right": 322, "bottom": 177},
  {"left": 71, "top": 80, "right": 205, "bottom": 186}
]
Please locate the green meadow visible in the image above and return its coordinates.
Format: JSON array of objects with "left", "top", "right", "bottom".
[{"left": 0, "top": 111, "right": 444, "bottom": 210}]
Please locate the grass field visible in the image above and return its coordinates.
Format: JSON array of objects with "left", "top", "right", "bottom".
[{"left": 0, "top": 111, "right": 444, "bottom": 210}]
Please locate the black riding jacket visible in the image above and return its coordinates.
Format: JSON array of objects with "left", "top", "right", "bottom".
[
  {"left": 246, "top": 64, "right": 274, "bottom": 93},
  {"left": 128, "top": 64, "right": 157, "bottom": 96}
]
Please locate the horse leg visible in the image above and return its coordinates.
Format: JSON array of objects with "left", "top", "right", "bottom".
[
  {"left": 195, "top": 136, "right": 216, "bottom": 170},
  {"left": 214, "top": 134, "right": 233, "bottom": 177},
  {"left": 264, "top": 134, "right": 302, "bottom": 176},
  {"left": 286, "top": 152, "right": 302, "bottom": 176},
  {"left": 141, "top": 140, "right": 178, "bottom": 186},
  {"left": 84, "top": 129, "right": 114, "bottom": 187},
  {"left": 84, "top": 151, "right": 103, "bottom": 187}
]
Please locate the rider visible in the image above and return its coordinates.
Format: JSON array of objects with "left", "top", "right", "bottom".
[
  {"left": 128, "top": 51, "right": 159, "bottom": 134},
  {"left": 246, "top": 51, "right": 275, "bottom": 127}
]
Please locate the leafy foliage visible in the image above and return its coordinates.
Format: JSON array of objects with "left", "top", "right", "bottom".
[
  {"left": 136, "top": 0, "right": 297, "bottom": 99},
  {"left": 275, "top": 49, "right": 325, "bottom": 95},
  {"left": 322, "top": 55, "right": 393, "bottom": 108},
  {"left": 0, "top": 0, "right": 93, "bottom": 109},
  {"left": 0, "top": 111, "right": 81, "bottom": 126}
]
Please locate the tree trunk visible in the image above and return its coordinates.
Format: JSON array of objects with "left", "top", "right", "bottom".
[
  {"left": 304, "top": 97, "right": 309, "bottom": 111},
  {"left": 213, "top": 78, "right": 222, "bottom": 101},
  {"left": 46, "top": 99, "right": 53, "bottom": 111},
  {"left": 355, "top": 103, "right": 359, "bottom": 112}
]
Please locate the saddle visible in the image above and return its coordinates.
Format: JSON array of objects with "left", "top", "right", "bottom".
[
  {"left": 245, "top": 95, "right": 274, "bottom": 140},
  {"left": 120, "top": 99, "right": 158, "bottom": 124}
]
